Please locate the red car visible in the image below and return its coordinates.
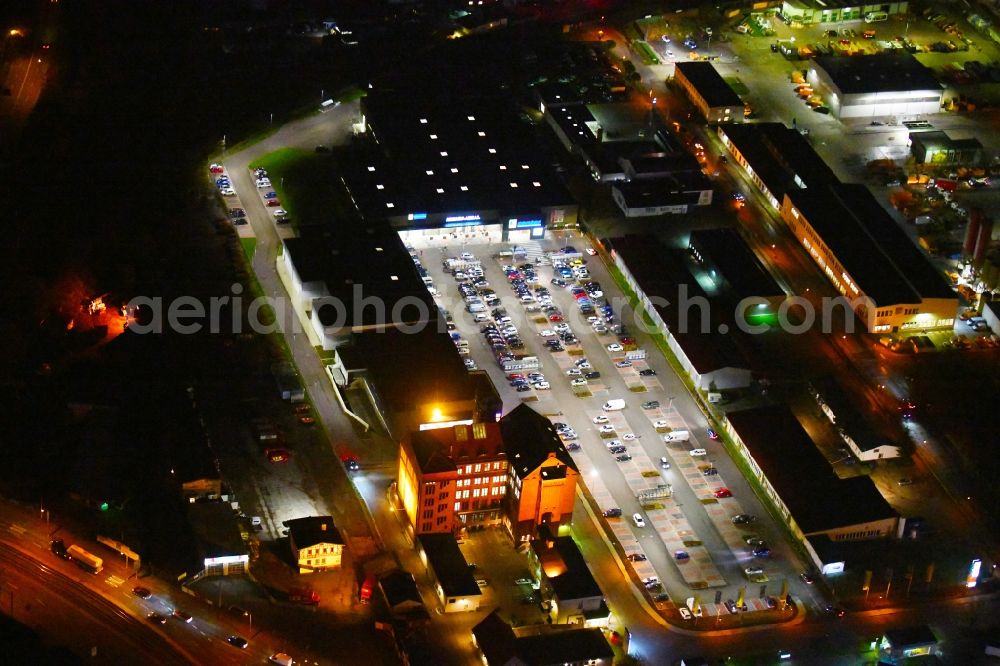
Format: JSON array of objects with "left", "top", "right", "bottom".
[
  {"left": 209, "top": 164, "right": 224, "bottom": 174},
  {"left": 266, "top": 199, "right": 281, "bottom": 207},
  {"left": 619, "top": 337, "right": 635, "bottom": 346},
  {"left": 548, "top": 313, "right": 564, "bottom": 322},
  {"left": 266, "top": 448, "right": 291, "bottom": 463},
  {"left": 714, "top": 488, "right": 732, "bottom": 499}
]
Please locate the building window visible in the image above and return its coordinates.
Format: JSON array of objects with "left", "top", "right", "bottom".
[
  {"left": 473, "top": 423, "right": 486, "bottom": 439},
  {"left": 424, "top": 498, "right": 434, "bottom": 507},
  {"left": 423, "top": 510, "right": 433, "bottom": 519},
  {"left": 474, "top": 463, "right": 482, "bottom": 473},
  {"left": 422, "top": 522, "right": 432, "bottom": 531},
  {"left": 436, "top": 516, "right": 447, "bottom": 525}
]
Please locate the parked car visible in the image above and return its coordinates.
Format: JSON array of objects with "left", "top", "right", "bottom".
[
  {"left": 689, "top": 448, "right": 708, "bottom": 457},
  {"left": 603, "top": 508, "right": 623, "bottom": 518},
  {"left": 714, "top": 488, "right": 733, "bottom": 499},
  {"left": 674, "top": 550, "right": 690, "bottom": 561}
]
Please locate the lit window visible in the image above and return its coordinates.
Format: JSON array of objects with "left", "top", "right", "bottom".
[
  {"left": 390, "top": 275, "right": 398, "bottom": 281},
  {"left": 440, "top": 151, "right": 448, "bottom": 157},
  {"left": 467, "top": 115, "right": 476, "bottom": 121},
  {"left": 386, "top": 202, "right": 395, "bottom": 208},
  {"left": 420, "top": 118, "right": 428, "bottom": 124},
  {"left": 460, "top": 186, "right": 469, "bottom": 191},
  {"left": 429, "top": 134, "right": 438, "bottom": 140},
  {"left": 426, "top": 170, "right": 434, "bottom": 175},
  {"left": 436, "top": 188, "right": 444, "bottom": 193},
  {"left": 376, "top": 184, "right": 384, "bottom": 190},
  {"left": 478, "top": 131, "right": 486, "bottom": 137},
  {"left": 488, "top": 148, "right": 497, "bottom": 154},
  {"left": 450, "top": 167, "right": 458, "bottom": 173},
  {"left": 510, "top": 182, "right": 518, "bottom": 188},
  {"left": 367, "top": 166, "right": 375, "bottom": 172},
  {"left": 521, "top": 165, "right": 529, "bottom": 170},
  {"left": 499, "top": 165, "right": 507, "bottom": 171},
  {"left": 532, "top": 181, "right": 541, "bottom": 187}
]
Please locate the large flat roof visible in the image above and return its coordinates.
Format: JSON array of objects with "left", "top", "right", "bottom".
[
  {"left": 675, "top": 62, "right": 743, "bottom": 107},
  {"left": 531, "top": 532, "right": 602, "bottom": 601},
  {"left": 688, "top": 229, "right": 785, "bottom": 302},
  {"left": 717, "top": 122, "right": 840, "bottom": 202},
  {"left": 809, "top": 376, "right": 890, "bottom": 453},
  {"left": 417, "top": 534, "right": 481, "bottom": 598},
  {"left": 606, "top": 235, "right": 751, "bottom": 374},
  {"left": 284, "top": 226, "right": 436, "bottom": 329},
  {"left": 786, "top": 184, "right": 954, "bottom": 306},
  {"left": 345, "top": 93, "right": 574, "bottom": 221},
  {"left": 727, "top": 405, "right": 896, "bottom": 534},
  {"left": 812, "top": 54, "right": 942, "bottom": 95}
]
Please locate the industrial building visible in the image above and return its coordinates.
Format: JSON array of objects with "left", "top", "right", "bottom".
[
  {"left": 723, "top": 405, "right": 899, "bottom": 572},
  {"left": 542, "top": 103, "right": 712, "bottom": 216},
  {"left": 607, "top": 235, "right": 756, "bottom": 390},
  {"left": 673, "top": 62, "right": 744, "bottom": 124},
  {"left": 688, "top": 228, "right": 787, "bottom": 314},
  {"left": 781, "top": 0, "right": 908, "bottom": 24},
  {"left": 345, "top": 93, "right": 578, "bottom": 244},
  {"left": 501, "top": 404, "right": 580, "bottom": 543},
  {"left": 716, "top": 122, "right": 840, "bottom": 210},
  {"left": 472, "top": 611, "right": 614, "bottom": 666},
  {"left": 909, "top": 130, "right": 983, "bottom": 166},
  {"left": 807, "top": 54, "right": 943, "bottom": 119},
  {"left": 397, "top": 422, "right": 508, "bottom": 536},
  {"left": 416, "top": 534, "right": 481, "bottom": 613},
  {"left": 781, "top": 183, "right": 957, "bottom": 332},
  {"left": 528, "top": 526, "right": 610, "bottom": 626},
  {"left": 808, "top": 376, "right": 902, "bottom": 461}
]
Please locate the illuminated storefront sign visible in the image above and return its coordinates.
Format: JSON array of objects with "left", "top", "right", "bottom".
[
  {"left": 967, "top": 558, "right": 982, "bottom": 588},
  {"left": 407, "top": 212, "right": 428, "bottom": 221},
  {"left": 507, "top": 217, "right": 543, "bottom": 229},
  {"left": 445, "top": 214, "right": 481, "bottom": 223}
]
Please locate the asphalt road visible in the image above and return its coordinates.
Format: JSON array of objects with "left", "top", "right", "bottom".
[{"left": 0, "top": 541, "right": 192, "bottom": 665}]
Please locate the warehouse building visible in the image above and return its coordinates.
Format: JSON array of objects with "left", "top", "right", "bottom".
[
  {"left": 781, "top": 183, "right": 957, "bottom": 332},
  {"left": 781, "top": 0, "right": 909, "bottom": 24},
  {"left": 716, "top": 122, "right": 840, "bottom": 210},
  {"left": 673, "top": 62, "right": 744, "bottom": 124},
  {"left": 909, "top": 130, "right": 983, "bottom": 166},
  {"left": 807, "top": 54, "right": 943, "bottom": 119},
  {"left": 808, "top": 376, "right": 902, "bottom": 461},
  {"left": 724, "top": 405, "right": 899, "bottom": 571},
  {"left": 346, "top": 93, "right": 578, "bottom": 244},
  {"left": 608, "top": 235, "right": 755, "bottom": 390},
  {"left": 688, "top": 228, "right": 787, "bottom": 314}
]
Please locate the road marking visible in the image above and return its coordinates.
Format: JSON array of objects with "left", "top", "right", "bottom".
[
  {"left": 8, "top": 524, "right": 26, "bottom": 535},
  {"left": 105, "top": 575, "right": 125, "bottom": 588}
]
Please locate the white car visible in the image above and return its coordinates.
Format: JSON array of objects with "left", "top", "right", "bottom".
[
  {"left": 653, "top": 420, "right": 669, "bottom": 429},
  {"left": 273, "top": 208, "right": 288, "bottom": 217},
  {"left": 615, "top": 360, "right": 632, "bottom": 368},
  {"left": 689, "top": 448, "right": 708, "bottom": 457},
  {"left": 605, "top": 439, "right": 622, "bottom": 448},
  {"left": 598, "top": 424, "right": 616, "bottom": 434},
  {"left": 607, "top": 343, "right": 624, "bottom": 352},
  {"left": 554, "top": 323, "right": 571, "bottom": 333},
  {"left": 590, "top": 290, "right": 604, "bottom": 299},
  {"left": 532, "top": 381, "right": 551, "bottom": 390},
  {"left": 220, "top": 187, "right": 237, "bottom": 196},
  {"left": 570, "top": 378, "right": 588, "bottom": 388},
  {"left": 539, "top": 329, "right": 555, "bottom": 337},
  {"left": 592, "top": 415, "right": 609, "bottom": 424},
  {"left": 256, "top": 179, "right": 271, "bottom": 188},
  {"left": 565, "top": 368, "right": 582, "bottom": 377},
  {"left": 632, "top": 513, "right": 645, "bottom": 528},
  {"left": 576, "top": 361, "right": 592, "bottom": 370},
  {"left": 678, "top": 607, "right": 693, "bottom": 620},
  {"left": 621, "top": 433, "right": 637, "bottom": 441}
]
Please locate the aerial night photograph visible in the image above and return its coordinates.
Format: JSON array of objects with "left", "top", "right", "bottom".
[{"left": 5, "top": 0, "right": 1000, "bottom": 664}]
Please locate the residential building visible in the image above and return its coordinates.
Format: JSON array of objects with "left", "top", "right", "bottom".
[
  {"left": 502, "top": 404, "right": 580, "bottom": 543},
  {"left": 472, "top": 611, "right": 614, "bottom": 666},
  {"left": 398, "top": 422, "right": 508, "bottom": 536},
  {"left": 416, "top": 534, "right": 481, "bottom": 613},
  {"left": 379, "top": 570, "right": 427, "bottom": 620},
  {"left": 781, "top": 183, "right": 957, "bottom": 332},
  {"left": 283, "top": 516, "right": 344, "bottom": 573},
  {"left": 674, "top": 62, "right": 744, "bottom": 123},
  {"left": 807, "top": 54, "right": 942, "bottom": 119},
  {"left": 528, "top": 526, "right": 610, "bottom": 626}
]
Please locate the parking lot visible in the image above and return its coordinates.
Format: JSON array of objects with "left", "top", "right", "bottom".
[{"left": 404, "top": 233, "right": 818, "bottom": 620}]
